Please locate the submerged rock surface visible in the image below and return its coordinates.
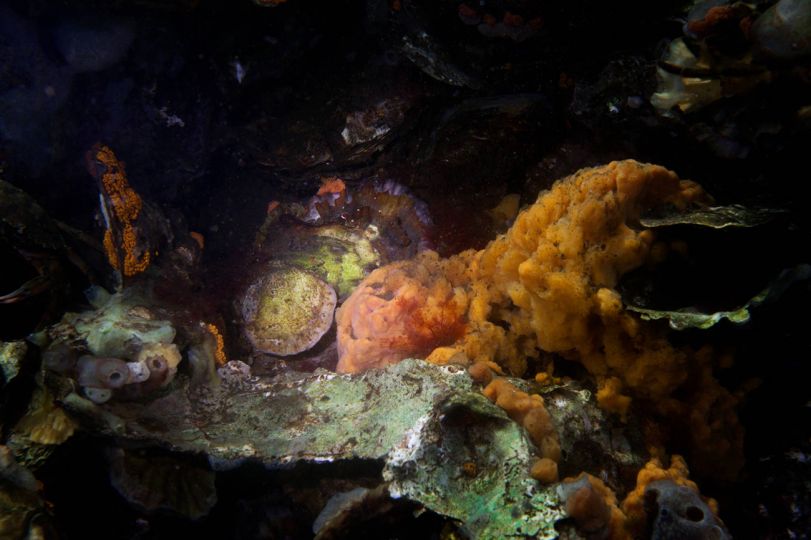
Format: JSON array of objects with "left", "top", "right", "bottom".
[{"left": 55, "top": 359, "right": 567, "bottom": 538}]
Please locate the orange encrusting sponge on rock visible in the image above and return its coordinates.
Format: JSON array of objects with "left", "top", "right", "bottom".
[{"left": 336, "top": 160, "right": 743, "bottom": 480}]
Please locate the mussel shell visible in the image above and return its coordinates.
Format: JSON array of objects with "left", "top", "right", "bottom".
[{"left": 752, "top": 0, "right": 811, "bottom": 61}]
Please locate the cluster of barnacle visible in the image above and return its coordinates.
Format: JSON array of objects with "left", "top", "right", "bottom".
[
  {"left": 39, "top": 287, "right": 181, "bottom": 404},
  {"left": 45, "top": 344, "right": 180, "bottom": 404}
]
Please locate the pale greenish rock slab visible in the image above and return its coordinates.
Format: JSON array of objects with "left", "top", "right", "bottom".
[{"left": 56, "top": 359, "right": 564, "bottom": 538}]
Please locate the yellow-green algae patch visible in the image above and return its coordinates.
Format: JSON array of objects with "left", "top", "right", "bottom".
[
  {"left": 281, "top": 225, "right": 381, "bottom": 299},
  {"left": 0, "top": 341, "right": 27, "bottom": 385},
  {"left": 241, "top": 267, "right": 337, "bottom": 355}
]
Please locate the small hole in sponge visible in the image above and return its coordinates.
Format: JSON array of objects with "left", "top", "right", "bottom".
[{"left": 685, "top": 505, "right": 705, "bottom": 522}]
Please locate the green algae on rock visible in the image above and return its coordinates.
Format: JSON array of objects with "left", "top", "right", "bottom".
[
  {"left": 0, "top": 341, "right": 27, "bottom": 386},
  {"left": 49, "top": 360, "right": 567, "bottom": 538},
  {"left": 280, "top": 225, "right": 381, "bottom": 300},
  {"left": 384, "top": 388, "right": 561, "bottom": 539},
  {"left": 43, "top": 286, "right": 177, "bottom": 359},
  {"left": 241, "top": 267, "right": 337, "bottom": 356}
]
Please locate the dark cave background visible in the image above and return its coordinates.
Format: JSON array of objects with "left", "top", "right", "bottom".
[{"left": 1, "top": 0, "right": 810, "bottom": 538}]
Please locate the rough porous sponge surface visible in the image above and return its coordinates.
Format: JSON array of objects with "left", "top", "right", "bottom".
[
  {"left": 336, "top": 161, "right": 743, "bottom": 478},
  {"left": 335, "top": 251, "right": 470, "bottom": 373},
  {"left": 456, "top": 160, "right": 708, "bottom": 396},
  {"left": 337, "top": 160, "right": 709, "bottom": 391}
]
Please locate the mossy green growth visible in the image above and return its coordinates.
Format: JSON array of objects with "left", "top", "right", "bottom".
[
  {"left": 54, "top": 359, "right": 565, "bottom": 538},
  {"left": 42, "top": 287, "right": 176, "bottom": 359},
  {"left": 384, "top": 388, "right": 562, "bottom": 540},
  {"left": 0, "top": 341, "right": 27, "bottom": 385},
  {"left": 281, "top": 225, "right": 380, "bottom": 299}
]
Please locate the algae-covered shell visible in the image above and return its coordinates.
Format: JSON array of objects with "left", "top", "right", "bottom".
[
  {"left": 241, "top": 267, "right": 337, "bottom": 356},
  {"left": 279, "top": 224, "right": 381, "bottom": 300},
  {"left": 47, "top": 287, "right": 177, "bottom": 360}
]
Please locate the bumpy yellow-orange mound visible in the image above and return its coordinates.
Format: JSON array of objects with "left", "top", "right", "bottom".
[
  {"left": 558, "top": 454, "right": 721, "bottom": 540},
  {"left": 337, "top": 161, "right": 708, "bottom": 390},
  {"left": 621, "top": 454, "right": 722, "bottom": 537},
  {"left": 455, "top": 160, "right": 711, "bottom": 407},
  {"left": 336, "top": 161, "right": 742, "bottom": 477}
]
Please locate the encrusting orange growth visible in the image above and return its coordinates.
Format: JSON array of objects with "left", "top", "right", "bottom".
[
  {"left": 338, "top": 160, "right": 709, "bottom": 383},
  {"left": 316, "top": 177, "right": 347, "bottom": 197},
  {"left": 531, "top": 457, "right": 558, "bottom": 484},
  {"left": 456, "top": 160, "right": 710, "bottom": 393},
  {"left": 560, "top": 473, "right": 628, "bottom": 540},
  {"left": 558, "top": 455, "right": 721, "bottom": 539},
  {"left": 190, "top": 231, "right": 205, "bottom": 250},
  {"left": 470, "top": 361, "right": 560, "bottom": 483},
  {"left": 206, "top": 323, "right": 227, "bottom": 366},
  {"left": 94, "top": 145, "right": 142, "bottom": 222},
  {"left": 474, "top": 364, "right": 560, "bottom": 484},
  {"left": 337, "top": 160, "right": 710, "bottom": 384},
  {"left": 596, "top": 377, "right": 632, "bottom": 420},
  {"left": 336, "top": 160, "right": 744, "bottom": 478},
  {"left": 621, "top": 454, "right": 717, "bottom": 531},
  {"left": 467, "top": 359, "right": 503, "bottom": 385},
  {"left": 88, "top": 144, "right": 151, "bottom": 277}
]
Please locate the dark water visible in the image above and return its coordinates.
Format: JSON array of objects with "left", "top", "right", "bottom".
[{"left": 1, "top": 0, "right": 810, "bottom": 538}]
